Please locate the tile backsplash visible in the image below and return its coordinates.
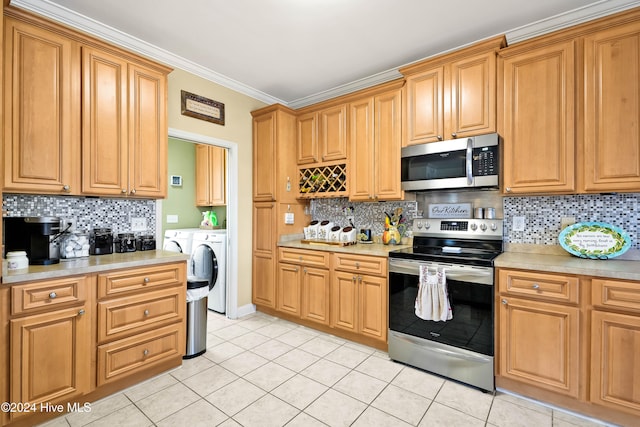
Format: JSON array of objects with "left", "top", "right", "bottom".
[{"left": 2, "top": 194, "right": 157, "bottom": 234}]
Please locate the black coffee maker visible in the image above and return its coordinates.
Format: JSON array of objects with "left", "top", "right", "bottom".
[{"left": 4, "top": 217, "right": 61, "bottom": 265}]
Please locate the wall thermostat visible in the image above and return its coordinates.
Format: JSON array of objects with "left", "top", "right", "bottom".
[{"left": 170, "top": 175, "right": 182, "bottom": 187}]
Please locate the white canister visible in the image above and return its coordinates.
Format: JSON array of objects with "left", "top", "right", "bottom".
[
  {"left": 340, "top": 226, "right": 357, "bottom": 243},
  {"left": 308, "top": 220, "right": 319, "bottom": 239},
  {"left": 317, "top": 221, "right": 334, "bottom": 240},
  {"left": 7, "top": 251, "right": 29, "bottom": 270},
  {"left": 329, "top": 226, "right": 342, "bottom": 241}
]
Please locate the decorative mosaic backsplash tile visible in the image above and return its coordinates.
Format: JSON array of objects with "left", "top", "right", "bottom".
[
  {"left": 2, "top": 194, "right": 156, "bottom": 235},
  {"left": 310, "top": 198, "right": 418, "bottom": 237},
  {"left": 503, "top": 193, "right": 639, "bottom": 249}
]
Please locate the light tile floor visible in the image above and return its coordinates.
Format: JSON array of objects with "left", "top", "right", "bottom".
[{"left": 39, "top": 311, "right": 615, "bottom": 427}]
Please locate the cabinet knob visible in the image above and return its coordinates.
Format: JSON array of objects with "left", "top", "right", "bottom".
[
  {"left": 352, "top": 275, "right": 357, "bottom": 281},
  {"left": 143, "top": 277, "right": 150, "bottom": 283},
  {"left": 77, "top": 309, "right": 85, "bottom": 316},
  {"left": 437, "top": 135, "right": 443, "bottom": 141},
  {"left": 501, "top": 299, "right": 508, "bottom": 305},
  {"left": 49, "top": 292, "right": 57, "bottom": 299},
  {"left": 122, "top": 189, "right": 127, "bottom": 193},
  {"left": 451, "top": 132, "right": 457, "bottom": 138},
  {"left": 355, "top": 262, "right": 360, "bottom": 269},
  {"left": 294, "top": 267, "right": 298, "bottom": 272},
  {"left": 130, "top": 188, "right": 136, "bottom": 195},
  {"left": 143, "top": 349, "right": 149, "bottom": 356},
  {"left": 505, "top": 187, "right": 512, "bottom": 193},
  {"left": 144, "top": 309, "right": 150, "bottom": 316},
  {"left": 303, "top": 267, "right": 308, "bottom": 273},
  {"left": 62, "top": 185, "right": 70, "bottom": 192},
  {"left": 532, "top": 283, "right": 540, "bottom": 290},
  {"left": 299, "top": 256, "right": 303, "bottom": 261}
]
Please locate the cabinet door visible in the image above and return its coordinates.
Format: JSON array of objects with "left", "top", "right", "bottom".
[
  {"left": 253, "top": 112, "right": 277, "bottom": 201},
  {"left": 332, "top": 271, "right": 358, "bottom": 332},
  {"left": 403, "top": 66, "right": 444, "bottom": 146},
  {"left": 301, "top": 267, "right": 330, "bottom": 325},
  {"left": 359, "top": 274, "right": 387, "bottom": 342},
  {"left": 583, "top": 22, "right": 640, "bottom": 192},
  {"left": 319, "top": 104, "right": 348, "bottom": 162},
  {"left": 3, "top": 18, "right": 80, "bottom": 194},
  {"left": 128, "top": 62, "right": 167, "bottom": 198},
  {"left": 81, "top": 46, "right": 129, "bottom": 196},
  {"left": 252, "top": 202, "right": 276, "bottom": 307},
  {"left": 374, "top": 89, "right": 403, "bottom": 201},
  {"left": 209, "top": 145, "right": 227, "bottom": 205},
  {"left": 590, "top": 310, "right": 640, "bottom": 412},
  {"left": 296, "top": 111, "right": 318, "bottom": 165},
  {"left": 500, "top": 40, "right": 576, "bottom": 194},
  {"left": 195, "top": 144, "right": 211, "bottom": 205},
  {"left": 498, "top": 296, "right": 579, "bottom": 397},
  {"left": 277, "top": 263, "right": 301, "bottom": 316},
  {"left": 448, "top": 51, "right": 496, "bottom": 139},
  {"left": 349, "top": 97, "right": 374, "bottom": 201},
  {"left": 10, "top": 305, "right": 90, "bottom": 418}
]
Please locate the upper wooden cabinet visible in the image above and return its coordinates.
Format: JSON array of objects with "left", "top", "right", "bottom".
[
  {"left": 296, "top": 103, "right": 347, "bottom": 165},
  {"left": 196, "top": 144, "right": 226, "bottom": 206},
  {"left": 3, "top": 9, "right": 171, "bottom": 199},
  {"left": 582, "top": 20, "right": 640, "bottom": 192},
  {"left": 401, "top": 36, "right": 505, "bottom": 146},
  {"left": 349, "top": 85, "right": 404, "bottom": 201},
  {"left": 500, "top": 39, "right": 577, "bottom": 195},
  {"left": 3, "top": 16, "right": 81, "bottom": 195},
  {"left": 81, "top": 46, "right": 168, "bottom": 198}
]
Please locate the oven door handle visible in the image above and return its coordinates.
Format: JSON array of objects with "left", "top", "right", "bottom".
[
  {"left": 389, "top": 259, "right": 493, "bottom": 281},
  {"left": 391, "top": 331, "right": 493, "bottom": 364}
]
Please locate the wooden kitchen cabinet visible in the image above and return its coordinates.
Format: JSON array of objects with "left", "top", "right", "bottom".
[
  {"left": 196, "top": 144, "right": 226, "bottom": 206},
  {"left": 296, "top": 103, "right": 347, "bottom": 165},
  {"left": 401, "top": 36, "right": 505, "bottom": 146},
  {"left": 590, "top": 278, "right": 640, "bottom": 416},
  {"left": 277, "top": 248, "right": 330, "bottom": 326},
  {"left": 81, "top": 45, "right": 168, "bottom": 198},
  {"left": 499, "top": 39, "right": 577, "bottom": 194},
  {"left": 252, "top": 202, "right": 277, "bottom": 308},
  {"left": 582, "top": 20, "right": 640, "bottom": 192},
  {"left": 3, "top": 16, "right": 81, "bottom": 195},
  {"left": 349, "top": 85, "right": 404, "bottom": 201},
  {"left": 8, "top": 276, "right": 92, "bottom": 421},
  {"left": 96, "top": 263, "right": 186, "bottom": 385},
  {"left": 332, "top": 253, "right": 387, "bottom": 343}
]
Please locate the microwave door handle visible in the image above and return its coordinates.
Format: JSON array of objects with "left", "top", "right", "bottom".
[{"left": 466, "top": 138, "right": 473, "bottom": 185}]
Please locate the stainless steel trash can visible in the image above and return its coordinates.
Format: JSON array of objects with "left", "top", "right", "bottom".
[{"left": 184, "top": 279, "right": 209, "bottom": 358}]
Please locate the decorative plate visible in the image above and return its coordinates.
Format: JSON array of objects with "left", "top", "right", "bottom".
[{"left": 558, "top": 222, "right": 631, "bottom": 260}]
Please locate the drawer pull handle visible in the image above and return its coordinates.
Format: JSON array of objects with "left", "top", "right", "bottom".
[
  {"left": 144, "top": 309, "right": 150, "bottom": 316},
  {"left": 143, "top": 277, "right": 150, "bottom": 284},
  {"left": 532, "top": 283, "right": 540, "bottom": 290},
  {"left": 49, "top": 292, "right": 57, "bottom": 299},
  {"left": 143, "top": 349, "right": 149, "bottom": 356},
  {"left": 77, "top": 309, "right": 85, "bottom": 316}
]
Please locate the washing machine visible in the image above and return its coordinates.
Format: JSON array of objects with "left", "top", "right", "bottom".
[
  {"left": 190, "top": 230, "right": 226, "bottom": 313},
  {"left": 163, "top": 228, "right": 201, "bottom": 254}
]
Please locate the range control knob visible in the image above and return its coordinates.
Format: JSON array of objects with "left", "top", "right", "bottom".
[
  {"left": 416, "top": 221, "right": 423, "bottom": 229},
  {"left": 424, "top": 221, "right": 431, "bottom": 229},
  {"left": 490, "top": 223, "right": 498, "bottom": 231},
  {"left": 470, "top": 223, "right": 478, "bottom": 231},
  {"left": 480, "top": 223, "right": 488, "bottom": 231}
]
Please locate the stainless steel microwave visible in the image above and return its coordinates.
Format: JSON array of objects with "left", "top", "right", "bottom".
[{"left": 401, "top": 133, "right": 499, "bottom": 191}]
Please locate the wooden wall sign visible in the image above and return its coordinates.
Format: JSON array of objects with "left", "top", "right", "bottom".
[{"left": 181, "top": 90, "right": 225, "bottom": 125}]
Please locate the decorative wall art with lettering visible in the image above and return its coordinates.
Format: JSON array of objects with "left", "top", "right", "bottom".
[
  {"left": 181, "top": 90, "right": 225, "bottom": 125},
  {"left": 428, "top": 203, "right": 471, "bottom": 219}
]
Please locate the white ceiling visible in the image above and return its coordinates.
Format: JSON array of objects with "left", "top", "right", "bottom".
[{"left": 10, "top": 0, "right": 640, "bottom": 108}]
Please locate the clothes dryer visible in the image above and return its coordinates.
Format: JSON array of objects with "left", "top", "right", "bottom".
[
  {"left": 190, "top": 230, "right": 226, "bottom": 313},
  {"left": 162, "top": 228, "right": 201, "bottom": 254}
]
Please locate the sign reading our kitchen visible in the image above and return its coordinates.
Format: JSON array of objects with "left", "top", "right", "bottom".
[
  {"left": 559, "top": 222, "right": 631, "bottom": 259},
  {"left": 428, "top": 203, "right": 471, "bottom": 219},
  {"left": 181, "top": 90, "right": 225, "bottom": 125}
]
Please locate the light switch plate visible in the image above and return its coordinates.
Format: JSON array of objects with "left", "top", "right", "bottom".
[
  {"left": 131, "top": 217, "right": 147, "bottom": 231},
  {"left": 513, "top": 216, "right": 526, "bottom": 232},
  {"left": 284, "top": 212, "right": 294, "bottom": 225},
  {"left": 166, "top": 215, "right": 179, "bottom": 224}
]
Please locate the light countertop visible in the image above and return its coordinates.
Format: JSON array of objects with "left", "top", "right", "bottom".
[
  {"left": 278, "top": 238, "right": 411, "bottom": 257},
  {"left": 2, "top": 250, "right": 190, "bottom": 284}
]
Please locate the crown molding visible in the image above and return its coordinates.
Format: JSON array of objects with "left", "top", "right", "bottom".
[
  {"left": 9, "top": 0, "right": 284, "bottom": 106},
  {"left": 10, "top": 0, "right": 640, "bottom": 108},
  {"left": 505, "top": 0, "right": 640, "bottom": 44}
]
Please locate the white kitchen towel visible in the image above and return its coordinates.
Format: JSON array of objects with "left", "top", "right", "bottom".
[{"left": 415, "top": 266, "right": 453, "bottom": 321}]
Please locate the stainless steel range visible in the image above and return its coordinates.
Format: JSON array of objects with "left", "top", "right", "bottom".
[{"left": 388, "top": 218, "right": 503, "bottom": 391}]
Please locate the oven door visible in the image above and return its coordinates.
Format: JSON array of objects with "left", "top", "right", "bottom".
[{"left": 388, "top": 258, "right": 494, "bottom": 356}]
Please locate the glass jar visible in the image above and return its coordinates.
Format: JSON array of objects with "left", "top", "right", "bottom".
[
  {"left": 60, "top": 231, "right": 90, "bottom": 260},
  {"left": 6, "top": 251, "right": 29, "bottom": 270}
]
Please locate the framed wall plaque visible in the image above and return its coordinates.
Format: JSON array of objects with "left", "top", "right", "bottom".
[{"left": 181, "top": 90, "right": 225, "bottom": 125}]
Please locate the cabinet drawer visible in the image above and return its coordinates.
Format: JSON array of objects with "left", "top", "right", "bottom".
[
  {"left": 279, "top": 247, "right": 330, "bottom": 267},
  {"left": 592, "top": 278, "right": 640, "bottom": 312},
  {"left": 11, "top": 276, "right": 89, "bottom": 315},
  {"left": 498, "top": 269, "right": 578, "bottom": 304},
  {"left": 98, "top": 287, "right": 185, "bottom": 343},
  {"left": 333, "top": 253, "right": 387, "bottom": 277},
  {"left": 98, "top": 262, "right": 185, "bottom": 298},
  {"left": 97, "top": 323, "right": 183, "bottom": 386}
]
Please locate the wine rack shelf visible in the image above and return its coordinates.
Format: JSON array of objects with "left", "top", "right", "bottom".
[{"left": 298, "top": 164, "right": 347, "bottom": 198}]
